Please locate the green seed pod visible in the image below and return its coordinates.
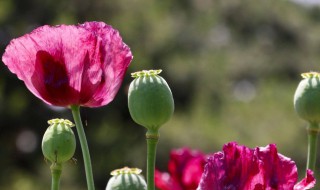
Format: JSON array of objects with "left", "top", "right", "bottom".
[
  {"left": 42, "top": 119, "right": 76, "bottom": 164},
  {"left": 128, "top": 70, "right": 174, "bottom": 130},
  {"left": 106, "top": 167, "right": 147, "bottom": 190},
  {"left": 294, "top": 72, "right": 320, "bottom": 124}
]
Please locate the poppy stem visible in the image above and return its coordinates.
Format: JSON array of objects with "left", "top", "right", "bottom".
[
  {"left": 71, "top": 105, "right": 95, "bottom": 190},
  {"left": 306, "top": 122, "right": 319, "bottom": 172},
  {"left": 51, "top": 163, "right": 62, "bottom": 190},
  {"left": 146, "top": 129, "right": 159, "bottom": 190}
]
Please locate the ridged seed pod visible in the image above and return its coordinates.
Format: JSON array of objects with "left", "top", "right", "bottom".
[
  {"left": 106, "top": 167, "right": 147, "bottom": 190},
  {"left": 294, "top": 72, "right": 320, "bottom": 124},
  {"left": 42, "top": 119, "right": 76, "bottom": 164},
  {"left": 128, "top": 70, "right": 174, "bottom": 130}
]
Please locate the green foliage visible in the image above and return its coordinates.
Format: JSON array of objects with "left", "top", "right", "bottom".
[{"left": 1, "top": 0, "right": 320, "bottom": 189}]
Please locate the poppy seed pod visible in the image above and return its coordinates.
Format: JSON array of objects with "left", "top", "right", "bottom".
[
  {"left": 106, "top": 167, "right": 147, "bottom": 190},
  {"left": 42, "top": 119, "right": 76, "bottom": 164},
  {"left": 128, "top": 70, "right": 174, "bottom": 130},
  {"left": 294, "top": 72, "right": 320, "bottom": 124}
]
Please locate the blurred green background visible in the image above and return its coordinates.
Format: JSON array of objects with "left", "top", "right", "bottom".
[{"left": 1, "top": 0, "right": 320, "bottom": 189}]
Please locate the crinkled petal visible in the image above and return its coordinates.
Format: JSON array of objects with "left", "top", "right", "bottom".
[
  {"left": 221, "top": 142, "right": 263, "bottom": 189},
  {"left": 294, "top": 170, "right": 316, "bottom": 190},
  {"left": 79, "top": 21, "right": 132, "bottom": 107},
  {"left": 197, "top": 152, "right": 224, "bottom": 190},
  {"left": 256, "top": 144, "right": 298, "bottom": 189},
  {"left": 197, "top": 142, "right": 262, "bottom": 190},
  {"left": 3, "top": 24, "right": 91, "bottom": 106},
  {"left": 2, "top": 22, "right": 132, "bottom": 107},
  {"left": 197, "top": 142, "right": 307, "bottom": 190}
]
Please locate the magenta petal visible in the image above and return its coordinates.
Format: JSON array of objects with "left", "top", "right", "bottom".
[
  {"left": 168, "top": 148, "right": 205, "bottom": 189},
  {"left": 256, "top": 144, "right": 298, "bottom": 189},
  {"left": 181, "top": 157, "right": 206, "bottom": 190},
  {"left": 32, "top": 50, "right": 75, "bottom": 105},
  {"left": 197, "top": 142, "right": 309, "bottom": 190},
  {"left": 221, "top": 142, "right": 263, "bottom": 189},
  {"left": 155, "top": 147, "right": 206, "bottom": 190},
  {"left": 2, "top": 22, "right": 132, "bottom": 107},
  {"left": 155, "top": 170, "right": 183, "bottom": 190},
  {"left": 197, "top": 142, "right": 262, "bottom": 190},
  {"left": 294, "top": 170, "right": 316, "bottom": 190},
  {"left": 79, "top": 22, "right": 132, "bottom": 107}
]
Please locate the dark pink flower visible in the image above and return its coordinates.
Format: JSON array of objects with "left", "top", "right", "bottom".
[
  {"left": 294, "top": 170, "right": 316, "bottom": 190},
  {"left": 155, "top": 170, "right": 183, "bottom": 190},
  {"left": 155, "top": 148, "right": 206, "bottom": 190},
  {"left": 197, "top": 142, "right": 315, "bottom": 190},
  {"left": 2, "top": 21, "right": 132, "bottom": 107}
]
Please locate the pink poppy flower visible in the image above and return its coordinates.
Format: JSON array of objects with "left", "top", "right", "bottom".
[
  {"left": 155, "top": 148, "right": 206, "bottom": 190},
  {"left": 197, "top": 142, "right": 315, "bottom": 190},
  {"left": 2, "top": 21, "right": 132, "bottom": 107}
]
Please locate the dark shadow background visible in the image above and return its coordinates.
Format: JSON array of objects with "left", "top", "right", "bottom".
[{"left": 1, "top": 0, "right": 320, "bottom": 189}]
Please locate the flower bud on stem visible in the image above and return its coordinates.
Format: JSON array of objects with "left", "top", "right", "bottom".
[
  {"left": 42, "top": 119, "right": 76, "bottom": 190},
  {"left": 294, "top": 72, "right": 320, "bottom": 173},
  {"left": 128, "top": 70, "right": 174, "bottom": 190}
]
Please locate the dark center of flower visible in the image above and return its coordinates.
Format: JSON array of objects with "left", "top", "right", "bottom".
[
  {"left": 32, "top": 51, "right": 75, "bottom": 106},
  {"left": 39, "top": 52, "right": 69, "bottom": 88}
]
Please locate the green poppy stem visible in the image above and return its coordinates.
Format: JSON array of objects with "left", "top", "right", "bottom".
[
  {"left": 146, "top": 129, "right": 159, "bottom": 190},
  {"left": 70, "top": 105, "right": 95, "bottom": 190},
  {"left": 51, "top": 163, "right": 62, "bottom": 190},
  {"left": 306, "top": 122, "right": 319, "bottom": 172}
]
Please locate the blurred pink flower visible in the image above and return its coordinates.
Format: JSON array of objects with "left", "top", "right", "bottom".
[
  {"left": 155, "top": 148, "right": 206, "bottom": 190},
  {"left": 197, "top": 142, "right": 315, "bottom": 190},
  {"left": 2, "top": 21, "right": 132, "bottom": 107}
]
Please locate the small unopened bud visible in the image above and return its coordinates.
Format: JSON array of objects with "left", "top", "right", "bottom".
[
  {"left": 42, "top": 119, "right": 76, "bottom": 164},
  {"left": 106, "top": 167, "right": 147, "bottom": 190},
  {"left": 128, "top": 70, "right": 174, "bottom": 130},
  {"left": 294, "top": 72, "right": 320, "bottom": 124}
]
